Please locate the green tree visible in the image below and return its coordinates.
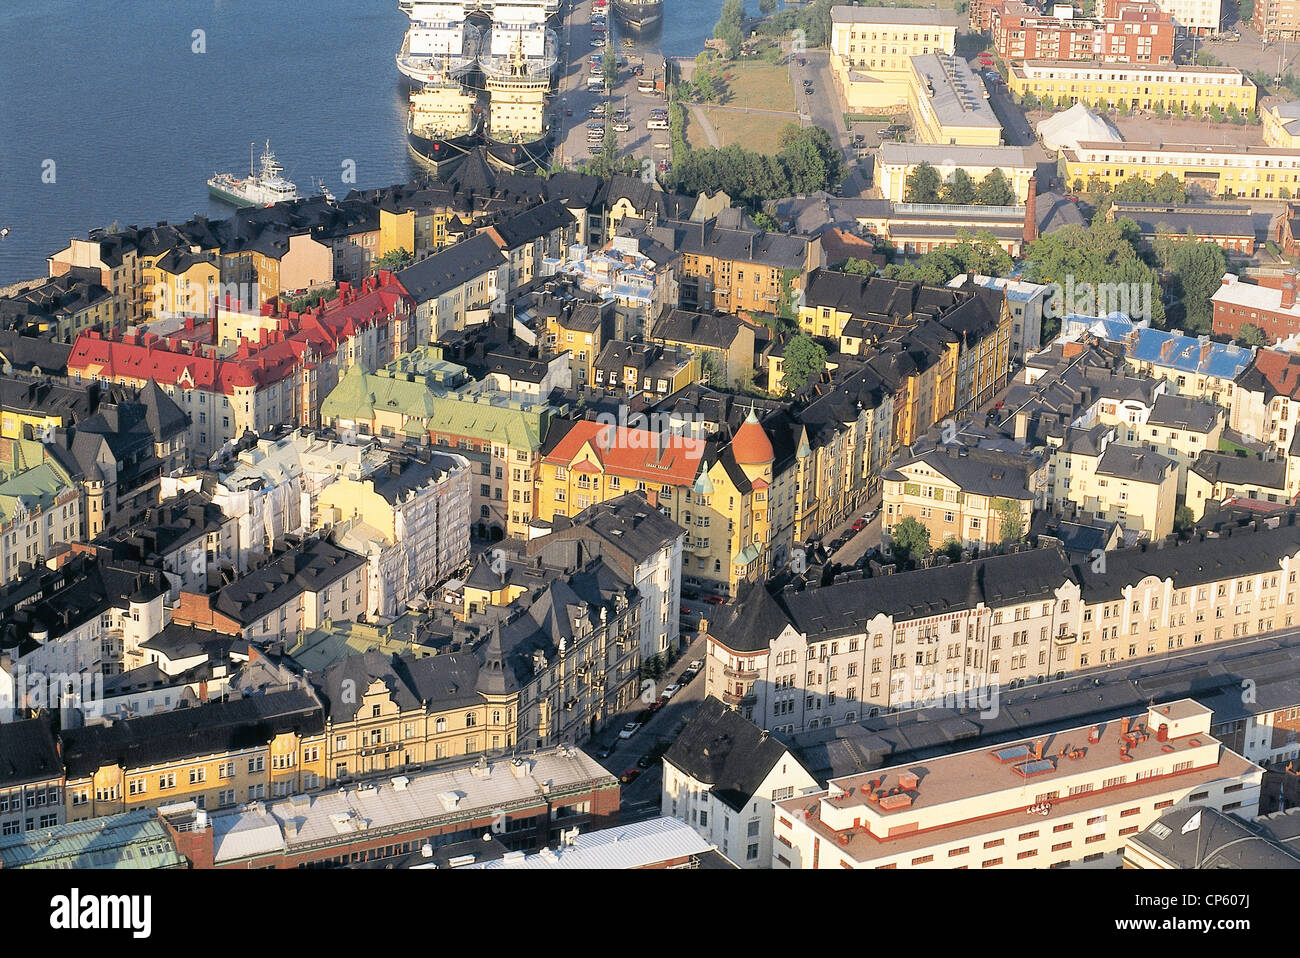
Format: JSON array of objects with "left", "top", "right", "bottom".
[
  {"left": 1173, "top": 505, "right": 1196, "bottom": 535},
  {"left": 374, "top": 248, "right": 413, "bottom": 271},
  {"left": 759, "top": 0, "right": 777, "bottom": 13},
  {"left": 781, "top": 333, "right": 828, "bottom": 391},
  {"left": 993, "top": 498, "right": 1024, "bottom": 543},
  {"left": 940, "top": 537, "right": 963, "bottom": 562},
  {"left": 714, "top": 0, "right": 745, "bottom": 58},
  {"left": 842, "top": 257, "right": 877, "bottom": 276},
  {"left": 905, "top": 161, "right": 941, "bottom": 203},
  {"left": 890, "top": 516, "right": 931, "bottom": 565},
  {"left": 699, "top": 351, "right": 726, "bottom": 387},
  {"left": 1236, "top": 322, "right": 1269, "bottom": 347},
  {"left": 752, "top": 210, "right": 781, "bottom": 231},
  {"left": 975, "top": 168, "right": 1015, "bottom": 206},
  {"left": 1151, "top": 235, "right": 1226, "bottom": 335},
  {"left": 940, "top": 168, "right": 976, "bottom": 205}
]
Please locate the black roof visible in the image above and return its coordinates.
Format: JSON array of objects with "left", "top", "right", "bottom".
[
  {"left": 0, "top": 718, "right": 61, "bottom": 787},
  {"left": 61, "top": 688, "right": 323, "bottom": 779},
  {"left": 664, "top": 697, "right": 800, "bottom": 812},
  {"left": 212, "top": 538, "right": 366, "bottom": 626},
  {"left": 652, "top": 309, "right": 744, "bottom": 350},
  {"left": 396, "top": 233, "right": 506, "bottom": 304},
  {"left": 1129, "top": 806, "right": 1300, "bottom": 868}
]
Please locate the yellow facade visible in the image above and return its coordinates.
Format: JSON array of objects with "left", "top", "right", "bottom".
[
  {"left": 830, "top": 14, "right": 957, "bottom": 75},
  {"left": 1009, "top": 62, "right": 1258, "bottom": 115},
  {"left": 884, "top": 460, "right": 1035, "bottom": 552},
  {"left": 380, "top": 207, "right": 417, "bottom": 259},
  {"left": 1063, "top": 141, "right": 1300, "bottom": 200},
  {"left": 1264, "top": 102, "right": 1300, "bottom": 148},
  {"left": 876, "top": 149, "right": 1037, "bottom": 204},
  {"left": 906, "top": 59, "right": 1004, "bottom": 147},
  {"left": 142, "top": 255, "right": 221, "bottom": 320}
]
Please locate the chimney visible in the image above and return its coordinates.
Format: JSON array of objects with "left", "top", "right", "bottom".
[
  {"left": 1283, "top": 269, "right": 1297, "bottom": 310},
  {"left": 1023, "top": 180, "right": 1037, "bottom": 246}
]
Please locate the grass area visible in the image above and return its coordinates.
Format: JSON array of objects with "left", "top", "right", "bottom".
[
  {"left": 716, "top": 63, "right": 796, "bottom": 113},
  {"left": 687, "top": 107, "right": 797, "bottom": 153},
  {"left": 845, "top": 113, "right": 896, "bottom": 123}
]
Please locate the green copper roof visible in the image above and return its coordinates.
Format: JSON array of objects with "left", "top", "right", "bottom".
[{"left": 0, "top": 459, "right": 74, "bottom": 526}]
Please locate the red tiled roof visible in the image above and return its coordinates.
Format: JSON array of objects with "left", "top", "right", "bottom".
[{"left": 544, "top": 420, "right": 703, "bottom": 486}]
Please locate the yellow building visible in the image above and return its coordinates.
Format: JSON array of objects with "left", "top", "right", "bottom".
[
  {"left": 1062, "top": 140, "right": 1300, "bottom": 200},
  {"left": 1185, "top": 451, "right": 1291, "bottom": 520},
  {"left": 877, "top": 143, "right": 1037, "bottom": 204},
  {"left": 1263, "top": 101, "right": 1300, "bottom": 148},
  {"left": 883, "top": 445, "right": 1038, "bottom": 551},
  {"left": 906, "top": 54, "right": 1004, "bottom": 146},
  {"left": 1010, "top": 62, "right": 1258, "bottom": 115},
  {"left": 542, "top": 300, "right": 608, "bottom": 389},
  {"left": 143, "top": 249, "right": 221, "bottom": 320},
  {"left": 64, "top": 690, "right": 327, "bottom": 822},
  {"left": 1047, "top": 426, "right": 1179, "bottom": 540},
  {"left": 830, "top": 6, "right": 960, "bottom": 111},
  {"left": 536, "top": 415, "right": 774, "bottom": 597}
]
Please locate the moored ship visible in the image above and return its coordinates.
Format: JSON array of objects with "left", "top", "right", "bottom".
[
  {"left": 208, "top": 142, "right": 300, "bottom": 207},
  {"left": 483, "top": 40, "right": 552, "bottom": 172},
  {"left": 396, "top": 12, "right": 481, "bottom": 84},
  {"left": 612, "top": 0, "right": 663, "bottom": 32},
  {"left": 407, "top": 69, "right": 483, "bottom": 173},
  {"left": 478, "top": 13, "right": 559, "bottom": 83}
]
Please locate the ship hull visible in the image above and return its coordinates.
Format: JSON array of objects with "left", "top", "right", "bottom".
[
  {"left": 484, "top": 133, "right": 552, "bottom": 173},
  {"left": 208, "top": 182, "right": 261, "bottom": 207},
  {"left": 612, "top": 0, "right": 663, "bottom": 31},
  {"left": 407, "top": 127, "right": 482, "bottom": 174}
]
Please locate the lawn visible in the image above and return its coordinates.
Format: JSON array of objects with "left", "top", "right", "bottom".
[
  {"left": 716, "top": 63, "right": 797, "bottom": 113},
  {"left": 684, "top": 106, "right": 798, "bottom": 154}
]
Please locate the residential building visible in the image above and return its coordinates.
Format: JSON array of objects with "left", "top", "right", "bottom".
[
  {"left": 1062, "top": 141, "right": 1300, "bottom": 201},
  {"left": 1051, "top": 432, "right": 1179, "bottom": 539},
  {"left": 591, "top": 340, "right": 696, "bottom": 401},
  {"left": 526, "top": 491, "right": 686, "bottom": 659},
  {"left": 1255, "top": 0, "right": 1300, "bottom": 40},
  {"left": 395, "top": 233, "right": 507, "bottom": 342},
  {"left": 883, "top": 443, "right": 1040, "bottom": 550},
  {"left": 0, "top": 717, "right": 64, "bottom": 836},
  {"left": 830, "top": 6, "right": 961, "bottom": 111},
  {"left": 1213, "top": 271, "right": 1300, "bottom": 342},
  {"left": 662, "top": 697, "right": 818, "bottom": 868},
  {"left": 0, "top": 808, "right": 185, "bottom": 869},
  {"left": 0, "top": 441, "right": 81, "bottom": 584},
  {"left": 170, "top": 536, "right": 368, "bottom": 643},
  {"left": 0, "top": 268, "right": 117, "bottom": 342},
  {"left": 650, "top": 309, "right": 755, "bottom": 389},
  {"left": 989, "top": 0, "right": 1176, "bottom": 65},
  {"left": 1187, "top": 451, "right": 1290, "bottom": 518},
  {"left": 773, "top": 700, "right": 1260, "bottom": 869},
  {"left": 948, "top": 273, "right": 1049, "bottom": 363}
]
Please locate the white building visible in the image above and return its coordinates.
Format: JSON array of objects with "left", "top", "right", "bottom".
[
  {"left": 1148, "top": 0, "right": 1222, "bottom": 34},
  {"left": 774, "top": 699, "right": 1262, "bottom": 869},
  {"left": 662, "top": 697, "right": 819, "bottom": 868}
]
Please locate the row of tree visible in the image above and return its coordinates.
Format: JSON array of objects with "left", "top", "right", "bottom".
[
  {"left": 1021, "top": 92, "right": 1257, "bottom": 124},
  {"left": 903, "top": 163, "right": 1016, "bottom": 206},
  {"left": 668, "top": 124, "right": 844, "bottom": 208}
]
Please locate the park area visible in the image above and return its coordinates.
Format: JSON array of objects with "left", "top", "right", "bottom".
[{"left": 679, "top": 62, "right": 800, "bottom": 153}]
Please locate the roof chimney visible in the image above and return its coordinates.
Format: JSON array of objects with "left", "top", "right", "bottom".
[
  {"left": 1283, "top": 269, "right": 1297, "bottom": 310},
  {"left": 1023, "top": 180, "right": 1037, "bottom": 246}
]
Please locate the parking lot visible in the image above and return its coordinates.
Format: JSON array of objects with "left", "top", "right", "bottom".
[{"left": 553, "top": 0, "right": 672, "bottom": 170}]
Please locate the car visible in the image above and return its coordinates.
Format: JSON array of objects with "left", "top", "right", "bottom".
[
  {"left": 590, "top": 37, "right": 604, "bottom": 46},
  {"left": 647, "top": 699, "right": 664, "bottom": 713},
  {"left": 636, "top": 753, "right": 654, "bottom": 768},
  {"left": 863, "top": 509, "right": 879, "bottom": 523},
  {"left": 596, "top": 742, "right": 617, "bottom": 758},
  {"left": 633, "top": 65, "right": 644, "bottom": 75},
  {"left": 688, "top": 660, "right": 703, "bottom": 672},
  {"left": 664, "top": 681, "right": 683, "bottom": 697},
  {"left": 804, "top": 86, "right": 814, "bottom": 95},
  {"left": 703, "top": 595, "right": 727, "bottom": 605},
  {"left": 678, "top": 667, "right": 696, "bottom": 683},
  {"left": 618, "top": 721, "right": 642, "bottom": 739},
  {"left": 803, "top": 78, "right": 813, "bottom": 86},
  {"left": 855, "top": 132, "right": 865, "bottom": 142},
  {"left": 565, "top": 108, "right": 573, "bottom": 116},
  {"left": 620, "top": 768, "right": 640, "bottom": 783},
  {"left": 992, "top": 399, "right": 1005, "bottom": 411},
  {"left": 797, "top": 56, "right": 806, "bottom": 66},
  {"left": 851, "top": 518, "right": 867, "bottom": 532},
  {"left": 614, "top": 122, "right": 630, "bottom": 132},
  {"left": 680, "top": 604, "right": 692, "bottom": 615}
]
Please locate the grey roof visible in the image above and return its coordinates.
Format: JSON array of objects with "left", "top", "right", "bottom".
[
  {"left": 1147, "top": 393, "right": 1221, "bottom": 432},
  {"left": 664, "top": 697, "right": 801, "bottom": 812},
  {"left": 1191, "top": 450, "right": 1288, "bottom": 491},
  {"left": 540, "top": 491, "right": 686, "bottom": 572},
  {"left": 909, "top": 53, "right": 999, "bottom": 131},
  {"left": 652, "top": 309, "right": 744, "bottom": 350},
  {"left": 1110, "top": 203, "right": 1257, "bottom": 240},
  {"left": 0, "top": 718, "right": 61, "bottom": 787},
  {"left": 1095, "top": 445, "right": 1176, "bottom": 483},
  {"left": 0, "top": 332, "right": 73, "bottom": 375},
  {"left": 641, "top": 216, "right": 810, "bottom": 270},
  {"left": 489, "top": 199, "right": 574, "bottom": 250},
  {"left": 314, "top": 649, "right": 484, "bottom": 722},
  {"left": 396, "top": 233, "right": 506, "bottom": 304},
  {"left": 1128, "top": 806, "right": 1300, "bottom": 868},
  {"left": 212, "top": 538, "right": 367, "bottom": 626},
  {"left": 888, "top": 444, "right": 1034, "bottom": 501},
  {"left": 1074, "top": 513, "right": 1300, "bottom": 602},
  {"left": 370, "top": 451, "right": 465, "bottom": 506},
  {"left": 878, "top": 142, "right": 1034, "bottom": 169},
  {"left": 713, "top": 548, "right": 1076, "bottom": 653},
  {"left": 831, "top": 5, "right": 962, "bottom": 24}
]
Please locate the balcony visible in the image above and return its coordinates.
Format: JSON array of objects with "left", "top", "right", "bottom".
[
  {"left": 1052, "top": 632, "right": 1078, "bottom": 646},
  {"left": 722, "top": 688, "right": 757, "bottom": 707},
  {"left": 723, "top": 665, "right": 761, "bottom": 681}
]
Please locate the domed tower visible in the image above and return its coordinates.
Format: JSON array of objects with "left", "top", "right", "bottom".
[{"left": 731, "top": 408, "right": 774, "bottom": 484}]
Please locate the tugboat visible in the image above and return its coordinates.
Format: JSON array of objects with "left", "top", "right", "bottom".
[
  {"left": 407, "top": 62, "right": 483, "bottom": 175},
  {"left": 208, "top": 141, "right": 300, "bottom": 207},
  {"left": 612, "top": 0, "right": 663, "bottom": 33},
  {"left": 483, "top": 39, "right": 552, "bottom": 173}
]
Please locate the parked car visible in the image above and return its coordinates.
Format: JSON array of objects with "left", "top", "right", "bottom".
[
  {"left": 688, "top": 660, "right": 703, "bottom": 672},
  {"left": 863, "top": 509, "right": 879, "bottom": 523},
  {"left": 647, "top": 699, "right": 664, "bottom": 713},
  {"left": 620, "top": 768, "right": 640, "bottom": 783},
  {"left": 596, "top": 742, "right": 617, "bottom": 758},
  {"left": 618, "top": 721, "right": 642, "bottom": 739},
  {"left": 637, "top": 752, "right": 655, "bottom": 768},
  {"left": 703, "top": 595, "right": 727, "bottom": 605},
  {"left": 678, "top": 665, "right": 697, "bottom": 681},
  {"left": 804, "top": 86, "right": 815, "bottom": 95},
  {"left": 851, "top": 518, "right": 867, "bottom": 532}
]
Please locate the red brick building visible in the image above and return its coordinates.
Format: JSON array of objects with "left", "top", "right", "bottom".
[
  {"left": 988, "top": 0, "right": 1174, "bottom": 64},
  {"left": 1212, "top": 271, "right": 1300, "bottom": 342}
]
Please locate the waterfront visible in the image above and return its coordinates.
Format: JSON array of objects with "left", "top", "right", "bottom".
[{"left": 0, "top": 0, "right": 734, "bottom": 284}]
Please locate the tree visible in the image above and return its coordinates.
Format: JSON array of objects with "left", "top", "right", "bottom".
[
  {"left": 1151, "top": 235, "right": 1226, "bottom": 335},
  {"left": 699, "top": 351, "right": 726, "bottom": 387},
  {"left": 759, "top": 0, "right": 777, "bottom": 13},
  {"left": 781, "top": 333, "right": 827, "bottom": 391},
  {"left": 714, "top": 0, "right": 745, "bottom": 58},
  {"left": 890, "top": 516, "right": 931, "bottom": 565},
  {"left": 752, "top": 210, "right": 781, "bottom": 231},
  {"left": 993, "top": 498, "right": 1024, "bottom": 543},
  {"left": 374, "top": 248, "right": 413, "bottom": 271},
  {"left": 1236, "top": 322, "right": 1269, "bottom": 347},
  {"left": 842, "top": 257, "right": 877, "bottom": 276},
  {"left": 905, "top": 161, "right": 941, "bottom": 204},
  {"left": 940, "top": 537, "right": 963, "bottom": 562},
  {"left": 975, "top": 168, "right": 1015, "bottom": 206},
  {"left": 940, "top": 168, "right": 976, "bottom": 205},
  {"left": 1173, "top": 505, "right": 1196, "bottom": 535}
]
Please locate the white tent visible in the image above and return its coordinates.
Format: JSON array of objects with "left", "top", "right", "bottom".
[{"left": 1036, "top": 102, "right": 1122, "bottom": 153}]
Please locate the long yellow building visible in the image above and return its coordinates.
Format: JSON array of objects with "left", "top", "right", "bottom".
[
  {"left": 1062, "top": 140, "right": 1300, "bottom": 199},
  {"left": 1010, "top": 61, "right": 1258, "bottom": 115}
]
